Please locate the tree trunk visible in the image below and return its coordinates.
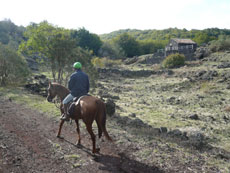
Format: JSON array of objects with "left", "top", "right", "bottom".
[{"left": 52, "top": 69, "right": 56, "bottom": 82}]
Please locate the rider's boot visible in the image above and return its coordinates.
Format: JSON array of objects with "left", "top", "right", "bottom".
[{"left": 61, "top": 104, "right": 70, "bottom": 121}]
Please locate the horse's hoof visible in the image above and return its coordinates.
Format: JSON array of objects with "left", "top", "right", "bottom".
[
  {"left": 57, "top": 135, "right": 64, "bottom": 139},
  {"left": 76, "top": 143, "right": 82, "bottom": 148},
  {"left": 93, "top": 148, "right": 100, "bottom": 154}
]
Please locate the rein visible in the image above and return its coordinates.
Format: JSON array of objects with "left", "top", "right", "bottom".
[
  {"left": 53, "top": 97, "right": 61, "bottom": 109},
  {"left": 51, "top": 83, "right": 70, "bottom": 109}
]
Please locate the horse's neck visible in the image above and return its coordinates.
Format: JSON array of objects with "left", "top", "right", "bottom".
[
  {"left": 55, "top": 85, "right": 70, "bottom": 101},
  {"left": 60, "top": 92, "right": 69, "bottom": 101}
]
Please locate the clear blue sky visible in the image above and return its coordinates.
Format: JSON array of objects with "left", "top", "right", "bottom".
[{"left": 1, "top": 0, "right": 229, "bottom": 34}]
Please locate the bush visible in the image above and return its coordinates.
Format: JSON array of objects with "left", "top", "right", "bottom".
[
  {"left": 209, "top": 38, "right": 230, "bottom": 52},
  {"left": 162, "top": 53, "right": 185, "bottom": 68},
  {"left": 91, "top": 57, "right": 122, "bottom": 68},
  {"left": 0, "top": 43, "right": 30, "bottom": 85},
  {"left": 91, "top": 57, "right": 105, "bottom": 68},
  {"left": 113, "top": 33, "right": 140, "bottom": 57},
  {"left": 98, "top": 42, "right": 125, "bottom": 59}
]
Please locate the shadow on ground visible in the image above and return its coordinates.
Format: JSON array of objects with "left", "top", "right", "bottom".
[{"left": 62, "top": 137, "right": 164, "bottom": 173}]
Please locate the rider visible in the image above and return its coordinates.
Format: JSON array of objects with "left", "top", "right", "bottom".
[{"left": 61, "top": 62, "right": 90, "bottom": 121}]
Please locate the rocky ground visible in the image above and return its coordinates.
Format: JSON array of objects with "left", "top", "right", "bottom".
[
  {"left": 95, "top": 51, "right": 230, "bottom": 172},
  {"left": 0, "top": 97, "right": 162, "bottom": 173},
  {"left": 1, "top": 51, "right": 230, "bottom": 172}
]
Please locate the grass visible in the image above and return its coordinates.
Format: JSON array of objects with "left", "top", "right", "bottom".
[
  {"left": 200, "top": 81, "right": 218, "bottom": 93},
  {"left": 0, "top": 86, "right": 60, "bottom": 117},
  {"left": 1, "top": 52, "right": 230, "bottom": 172},
  {"left": 92, "top": 53, "right": 230, "bottom": 172}
]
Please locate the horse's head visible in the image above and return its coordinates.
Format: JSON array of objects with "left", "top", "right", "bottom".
[{"left": 47, "top": 82, "right": 56, "bottom": 102}]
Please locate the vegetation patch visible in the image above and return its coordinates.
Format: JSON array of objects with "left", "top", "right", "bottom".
[
  {"left": 162, "top": 53, "right": 185, "bottom": 68},
  {"left": 0, "top": 86, "right": 60, "bottom": 117}
]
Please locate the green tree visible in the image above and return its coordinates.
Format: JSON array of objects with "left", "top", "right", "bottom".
[
  {"left": 139, "top": 40, "right": 155, "bottom": 54},
  {"left": 139, "top": 40, "right": 165, "bottom": 54},
  {"left": 0, "top": 43, "right": 30, "bottom": 85},
  {"left": 98, "top": 41, "right": 125, "bottom": 59},
  {"left": 193, "top": 32, "right": 211, "bottom": 45},
  {"left": 71, "top": 28, "right": 102, "bottom": 55},
  {"left": 100, "top": 28, "right": 230, "bottom": 49},
  {"left": 114, "top": 33, "right": 140, "bottom": 57},
  {"left": 19, "top": 21, "right": 76, "bottom": 83},
  {"left": 0, "top": 32, "right": 9, "bottom": 44},
  {"left": 62, "top": 46, "right": 97, "bottom": 87},
  {"left": 0, "top": 19, "right": 25, "bottom": 48},
  {"left": 209, "top": 35, "right": 230, "bottom": 52}
]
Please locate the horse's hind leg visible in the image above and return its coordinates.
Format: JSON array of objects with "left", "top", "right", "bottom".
[
  {"left": 86, "top": 124, "right": 100, "bottom": 153},
  {"left": 57, "top": 120, "right": 65, "bottom": 138},
  {"left": 96, "top": 119, "right": 102, "bottom": 139},
  {"left": 75, "top": 119, "right": 81, "bottom": 145}
]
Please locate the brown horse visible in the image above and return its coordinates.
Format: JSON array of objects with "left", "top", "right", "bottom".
[{"left": 46, "top": 82, "right": 112, "bottom": 153}]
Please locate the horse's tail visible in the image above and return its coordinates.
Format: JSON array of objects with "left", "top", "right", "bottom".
[{"left": 97, "top": 100, "right": 113, "bottom": 142}]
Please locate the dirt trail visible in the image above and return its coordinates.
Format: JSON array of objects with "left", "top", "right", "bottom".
[{"left": 0, "top": 97, "right": 161, "bottom": 173}]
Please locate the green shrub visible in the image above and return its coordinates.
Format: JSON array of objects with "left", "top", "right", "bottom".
[
  {"left": 209, "top": 39, "right": 230, "bottom": 52},
  {"left": 91, "top": 57, "right": 105, "bottom": 68},
  {"left": 0, "top": 43, "right": 30, "bottom": 85},
  {"left": 162, "top": 53, "right": 185, "bottom": 68},
  {"left": 91, "top": 57, "right": 122, "bottom": 68},
  {"left": 98, "top": 42, "right": 125, "bottom": 59}
]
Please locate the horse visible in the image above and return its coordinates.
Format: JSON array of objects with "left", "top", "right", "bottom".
[{"left": 46, "top": 82, "right": 112, "bottom": 153}]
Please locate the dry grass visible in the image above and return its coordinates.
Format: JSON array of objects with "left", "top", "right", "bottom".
[{"left": 224, "top": 105, "right": 230, "bottom": 112}]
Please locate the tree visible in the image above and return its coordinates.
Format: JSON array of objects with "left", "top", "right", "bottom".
[
  {"left": 101, "top": 28, "right": 230, "bottom": 49},
  {"left": 193, "top": 32, "right": 211, "bottom": 45},
  {"left": 98, "top": 41, "right": 125, "bottom": 59},
  {"left": 0, "top": 43, "right": 30, "bottom": 85},
  {"left": 139, "top": 40, "right": 165, "bottom": 54},
  {"left": 209, "top": 35, "right": 230, "bottom": 52},
  {"left": 62, "top": 46, "right": 97, "bottom": 87},
  {"left": 19, "top": 21, "right": 77, "bottom": 83},
  {"left": 19, "top": 21, "right": 97, "bottom": 85},
  {"left": 71, "top": 28, "right": 102, "bottom": 55},
  {"left": 0, "top": 19, "right": 25, "bottom": 49},
  {"left": 114, "top": 33, "right": 140, "bottom": 57}
]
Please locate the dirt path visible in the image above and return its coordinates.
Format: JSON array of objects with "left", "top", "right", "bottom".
[{"left": 0, "top": 97, "right": 162, "bottom": 173}]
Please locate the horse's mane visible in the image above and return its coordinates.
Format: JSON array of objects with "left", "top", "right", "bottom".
[{"left": 52, "top": 82, "right": 70, "bottom": 93}]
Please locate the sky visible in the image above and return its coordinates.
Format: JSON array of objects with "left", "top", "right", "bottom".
[{"left": 1, "top": 0, "right": 230, "bottom": 34}]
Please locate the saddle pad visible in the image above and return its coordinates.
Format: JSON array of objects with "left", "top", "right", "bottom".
[
  {"left": 68, "top": 95, "right": 87, "bottom": 118},
  {"left": 74, "top": 95, "right": 86, "bottom": 105}
]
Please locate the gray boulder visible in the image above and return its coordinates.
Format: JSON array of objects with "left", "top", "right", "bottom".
[
  {"left": 194, "top": 47, "right": 210, "bottom": 59},
  {"left": 105, "top": 99, "right": 116, "bottom": 116}
]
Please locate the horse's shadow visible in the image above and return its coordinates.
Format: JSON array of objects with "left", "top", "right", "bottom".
[
  {"left": 60, "top": 137, "right": 94, "bottom": 156},
  {"left": 93, "top": 152, "right": 164, "bottom": 173},
  {"left": 60, "top": 138, "right": 164, "bottom": 173}
]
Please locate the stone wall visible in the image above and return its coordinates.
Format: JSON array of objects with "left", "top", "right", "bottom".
[{"left": 26, "top": 57, "right": 39, "bottom": 71}]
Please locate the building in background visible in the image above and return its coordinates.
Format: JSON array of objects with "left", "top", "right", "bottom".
[{"left": 165, "top": 38, "right": 197, "bottom": 58}]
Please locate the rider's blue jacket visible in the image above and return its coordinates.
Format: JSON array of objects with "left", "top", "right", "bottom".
[{"left": 68, "top": 69, "right": 89, "bottom": 98}]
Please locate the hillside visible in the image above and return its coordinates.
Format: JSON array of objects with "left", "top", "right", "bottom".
[
  {"left": 0, "top": 20, "right": 25, "bottom": 49},
  {"left": 92, "top": 51, "right": 230, "bottom": 172},
  {"left": 1, "top": 51, "right": 230, "bottom": 172},
  {"left": 100, "top": 28, "right": 230, "bottom": 45}
]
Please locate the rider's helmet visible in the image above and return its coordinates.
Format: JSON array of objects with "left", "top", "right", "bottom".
[{"left": 73, "top": 62, "right": 82, "bottom": 69}]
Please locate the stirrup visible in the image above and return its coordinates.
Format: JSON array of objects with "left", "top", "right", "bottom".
[
  {"left": 61, "top": 115, "right": 70, "bottom": 121},
  {"left": 60, "top": 114, "right": 66, "bottom": 120}
]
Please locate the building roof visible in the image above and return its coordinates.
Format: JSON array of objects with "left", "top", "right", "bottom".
[{"left": 171, "top": 38, "right": 196, "bottom": 44}]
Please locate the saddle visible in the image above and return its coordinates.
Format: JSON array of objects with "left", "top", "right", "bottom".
[{"left": 67, "top": 95, "right": 88, "bottom": 119}]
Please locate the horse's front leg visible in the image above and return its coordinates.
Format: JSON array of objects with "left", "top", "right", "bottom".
[
  {"left": 57, "top": 119, "right": 65, "bottom": 138},
  {"left": 75, "top": 119, "right": 81, "bottom": 145},
  {"left": 86, "top": 124, "right": 100, "bottom": 154},
  {"left": 60, "top": 104, "right": 64, "bottom": 117}
]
